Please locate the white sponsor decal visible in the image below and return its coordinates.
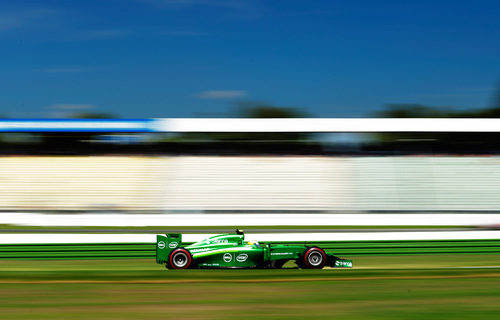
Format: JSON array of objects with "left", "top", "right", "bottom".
[
  {"left": 169, "top": 241, "right": 178, "bottom": 248},
  {"left": 223, "top": 253, "right": 232, "bottom": 262},
  {"left": 335, "top": 260, "right": 352, "bottom": 267},
  {"left": 211, "top": 239, "right": 229, "bottom": 244},
  {"left": 157, "top": 241, "right": 165, "bottom": 249},
  {"left": 191, "top": 248, "right": 211, "bottom": 253},
  {"left": 271, "top": 252, "right": 292, "bottom": 256},
  {"left": 236, "top": 254, "right": 248, "bottom": 262}
]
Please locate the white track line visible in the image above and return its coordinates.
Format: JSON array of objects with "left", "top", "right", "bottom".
[
  {"left": 1, "top": 213, "right": 500, "bottom": 227},
  {"left": 1, "top": 231, "right": 499, "bottom": 244}
]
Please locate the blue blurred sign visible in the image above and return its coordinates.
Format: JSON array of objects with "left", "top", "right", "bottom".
[{"left": 0, "top": 119, "right": 154, "bottom": 132}]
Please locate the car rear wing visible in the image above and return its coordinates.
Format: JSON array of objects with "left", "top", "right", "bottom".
[{"left": 156, "top": 233, "right": 182, "bottom": 264}]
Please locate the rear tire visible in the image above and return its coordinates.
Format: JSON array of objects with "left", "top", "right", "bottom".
[
  {"left": 301, "top": 247, "right": 326, "bottom": 269},
  {"left": 169, "top": 248, "right": 192, "bottom": 269}
]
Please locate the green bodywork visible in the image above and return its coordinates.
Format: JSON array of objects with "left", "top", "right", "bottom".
[{"left": 156, "top": 231, "right": 353, "bottom": 269}]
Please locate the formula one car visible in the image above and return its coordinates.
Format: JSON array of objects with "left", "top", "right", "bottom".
[{"left": 156, "top": 230, "right": 352, "bottom": 269}]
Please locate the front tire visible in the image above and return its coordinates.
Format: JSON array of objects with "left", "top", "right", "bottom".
[
  {"left": 301, "top": 247, "right": 326, "bottom": 269},
  {"left": 169, "top": 248, "right": 192, "bottom": 269}
]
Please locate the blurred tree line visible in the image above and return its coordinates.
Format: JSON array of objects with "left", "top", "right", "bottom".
[
  {"left": 0, "top": 104, "right": 323, "bottom": 155},
  {"left": 178, "top": 102, "right": 311, "bottom": 142},
  {"left": 369, "top": 85, "right": 500, "bottom": 153},
  {"left": 2, "top": 95, "right": 500, "bottom": 154},
  {"left": 161, "top": 102, "right": 321, "bottom": 154}
]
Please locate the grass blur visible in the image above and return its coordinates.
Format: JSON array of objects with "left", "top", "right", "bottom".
[
  {"left": 0, "top": 255, "right": 499, "bottom": 319},
  {"left": 1, "top": 277, "right": 499, "bottom": 319}
]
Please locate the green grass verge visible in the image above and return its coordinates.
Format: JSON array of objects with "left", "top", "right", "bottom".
[
  {"left": 0, "top": 255, "right": 499, "bottom": 319},
  {"left": 2, "top": 239, "right": 500, "bottom": 260}
]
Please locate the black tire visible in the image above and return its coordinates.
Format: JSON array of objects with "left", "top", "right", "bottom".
[
  {"left": 169, "top": 248, "right": 192, "bottom": 269},
  {"left": 301, "top": 247, "right": 326, "bottom": 269}
]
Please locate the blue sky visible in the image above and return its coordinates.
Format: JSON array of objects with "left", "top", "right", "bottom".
[{"left": 1, "top": 0, "right": 499, "bottom": 118}]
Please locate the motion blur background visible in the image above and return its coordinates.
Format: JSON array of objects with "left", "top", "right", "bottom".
[
  {"left": 2, "top": 0, "right": 500, "bottom": 212},
  {"left": 1, "top": 1, "right": 500, "bottom": 319}
]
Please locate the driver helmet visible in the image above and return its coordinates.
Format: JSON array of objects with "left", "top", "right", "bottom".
[{"left": 247, "top": 240, "right": 260, "bottom": 247}]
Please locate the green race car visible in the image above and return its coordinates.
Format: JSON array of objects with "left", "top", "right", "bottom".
[{"left": 156, "top": 230, "right": 352, "bottom": 269}]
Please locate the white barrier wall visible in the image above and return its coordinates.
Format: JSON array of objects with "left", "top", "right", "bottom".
[
  {"left": 0, "top": 156, "right": 500, "bottom": 211},
  {"left": 352, "top": 157, "right": 500, "bottom": 211},
  {"left": 0, "top": 157, "right": 166, "bottom": 210},
  {"left": 162, "top": 156, "right": 352, "bottom": 210}
]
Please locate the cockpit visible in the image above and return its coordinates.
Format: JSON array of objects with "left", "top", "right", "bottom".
[{"left": 246, "top": 240, "right": 260, "bottom": 248}]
